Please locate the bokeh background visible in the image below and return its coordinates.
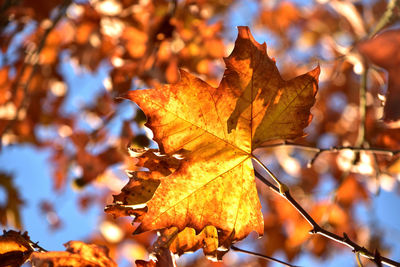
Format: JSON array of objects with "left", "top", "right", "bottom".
[{"left": 1, "top": 0, "right": 400, "bottom": 266}]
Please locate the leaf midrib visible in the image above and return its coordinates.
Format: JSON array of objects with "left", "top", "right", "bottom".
[
  {"left": 149, "top": 156, "right": 251, "bottom": 225},
  {"left": 140, "top": 93, "right": 251, "bottom": 155}
]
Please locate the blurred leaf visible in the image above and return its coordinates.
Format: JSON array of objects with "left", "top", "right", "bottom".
[
  {"left": 259, "top": 1, "right": 301, "bottom": 35},
  {"left": 336, "top": 174, "right": 369, "bottom": 208},
  {"left": 388, "top": 157, "right": 400, "bottom": 174},
  {"left": 359, "top": 29, "right": 400, "bottom": 122},
  {"left": 39, "top": 201, "right": 62, "bottom": 230},
  {"left": 0, "top": 172, "right": 24, "bottom": 229}
]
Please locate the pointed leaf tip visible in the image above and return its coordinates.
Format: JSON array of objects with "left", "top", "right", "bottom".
[{"left": 237, "top": 26, "right": 266, "bottom": 52}]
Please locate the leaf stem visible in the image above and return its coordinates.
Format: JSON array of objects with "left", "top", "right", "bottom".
[
  {"left": 231, "top": 245, "right": 300, "bottom": 267},
  {"left": 252, "top": 155, "right": 288, "bottom": 194},
  {"left": 254, "top": 169, "right": 400, "bottom": 267},
  {"left": 356, "top": 252, "right": 365, "bottom": 267}
]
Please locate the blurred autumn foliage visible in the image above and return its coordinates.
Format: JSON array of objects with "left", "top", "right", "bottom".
[{"left": 1, "top": 0, "right": 400, "bottom": 266}]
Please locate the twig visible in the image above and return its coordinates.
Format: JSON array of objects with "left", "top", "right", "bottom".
[
  {"left": 356, "top": 252, "right": 365, "bottom": 267},
  {"left": 368, "top": 0, "right": 400, "bottom": 38},
  {"left": 29, "top": 240, "right": 48, "bottom": 253},
  {"left": 0, "top": 0, "right": 72, "bottom": 149},
  {"left": 231, "top": 245, "right": 300, "bottom": 267},
  {"left": 259, "top": 141, "right": 399, "bottom": 166},
  {"left": 356, "top": 65, "right": 368, "bottom": 148},
  {"left": 260, "top": 142, "right": 399, "bottom": 155},
  {"left": 254, "top": 168, "right": 400, "bottom": 267}
]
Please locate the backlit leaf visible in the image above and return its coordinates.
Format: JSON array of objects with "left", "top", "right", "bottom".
[{"left": 106, "top": 26, "right": 320, "bottom": 257}]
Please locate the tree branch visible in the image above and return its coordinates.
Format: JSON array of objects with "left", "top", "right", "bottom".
[
  {"left": 259, "top": 141, "right": 399, "bottom": 166},
  {"left": 368, "top": 0, "right": 400, "bottom": 38},
  {"left": 29, "top": 240, "right": 48, "bottom": 253},
  {"left": 231, "top": 245, "right": 300, "bottom": 267},
  {"left": 254, "top": 169, "right": 400, "bottom": 267},
  {"left": 356, "top": 65, "right": 368, "bottom": 148}
]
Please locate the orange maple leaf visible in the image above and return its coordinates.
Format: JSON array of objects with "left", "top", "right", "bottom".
[{"left": 107, "top": 26, "right": 319, "bottom": 258}]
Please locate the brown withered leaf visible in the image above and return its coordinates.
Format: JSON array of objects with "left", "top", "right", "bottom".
[
  {"left": 358, "top": 29, "right": 400, "bottom": 122},
  {"left": 0, "top": 230, "right": 33, "bottom": 267},
  {"left": 30, "top": 241, "right": 116, "bottom": 267},
  {"left": 107, "top": 26, "right": 319, "bottom": 258}
]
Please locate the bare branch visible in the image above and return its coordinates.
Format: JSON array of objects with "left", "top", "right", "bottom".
[
  {"left": 254, "top": 169, "right": 400, "bottom": 267},
  {"left": 30, "top": 240, "right": 48, "bottom": 253},
  {"left": 231, "top": 245, "right": 300, "bottom": 267},
  {"left": 259, "top": 141, "right": 399, "bottom": 166}
]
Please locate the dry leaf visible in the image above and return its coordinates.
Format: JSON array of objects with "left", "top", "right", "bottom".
[
  {"left": 30, "top": 241, "right": 116, "bottom": 267},
  {"left": 0, "top": 230, "right": 33, "bottom": 267},
  {"left": 106, "top": 26, "right": 319, "bottom": 257}
]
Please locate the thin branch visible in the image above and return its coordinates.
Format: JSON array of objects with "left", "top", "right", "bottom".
[
  {"left": 260, "top": 142, "right": 399, "bottom": 156},
  {"left": 30, "top": 240, "right": 48, "bottom": 253},
  {"left": 368, "top": 0, "right": 400, "bottom": 38},
  {"left": 0, "top": 0, "right": 72, "bottom": 149},
  {"left": 356, "top": 252, "right": 365, "bottom": 267},
  {"left": 231, "top": 245, "right": 300, "bottom": 267},
  {"left": 259, "top": 141, "right": 400, "bottom": 166},
  {"left": 254, "top": 168, "right": 400, "bottom": 267},
  {"left": 356, "top": 65, "right": 368, "bottom": 148}
]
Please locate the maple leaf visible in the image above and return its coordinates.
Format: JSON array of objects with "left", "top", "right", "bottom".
[{"left": 106, "top": 26, "right": 319, "bottom": 258}]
